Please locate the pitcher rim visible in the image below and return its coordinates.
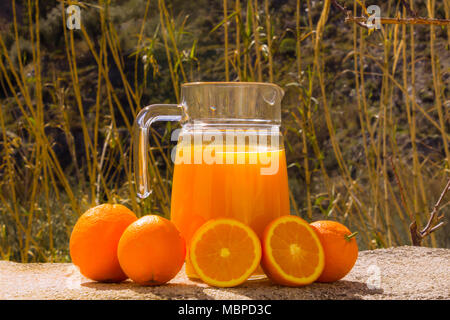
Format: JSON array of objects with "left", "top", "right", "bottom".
[{"left": 181, "top": 81, "right": 282, "bottom": 90}]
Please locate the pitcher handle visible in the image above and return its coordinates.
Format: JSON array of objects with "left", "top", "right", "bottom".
[{"left": 134, "top": 104, "right": 182, "bottom": 198}]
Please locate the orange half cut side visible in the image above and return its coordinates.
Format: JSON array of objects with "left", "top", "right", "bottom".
[
  {"left": 189, "top": 218, "right": 262, "bottom": 287},
  {"left": 261, "top": 215, "right": 325, "bottom": 286}
]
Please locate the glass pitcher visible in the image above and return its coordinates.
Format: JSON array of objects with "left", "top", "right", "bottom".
[{"left": 134, "top": 82, "right": 290, "bottom": 279}]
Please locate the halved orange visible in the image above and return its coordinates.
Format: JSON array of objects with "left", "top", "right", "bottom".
[
  {"left": 189, "top": 218, "right": 262, "bottom": 287},
  {"left": 261, "top": 215, "right": 325, "bottom": 286}
]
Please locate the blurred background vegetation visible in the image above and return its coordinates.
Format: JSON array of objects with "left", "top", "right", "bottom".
[{"left": 0, "top": 0, "right": 448, "bottom": 262}]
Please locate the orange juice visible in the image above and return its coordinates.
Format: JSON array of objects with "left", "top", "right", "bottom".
[{"left": 170, "top": 141, "right": 290, "bottom": 279}]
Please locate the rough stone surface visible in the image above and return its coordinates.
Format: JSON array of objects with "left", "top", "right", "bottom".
[{"left": 0, "top": 246, "right": 448, "bottom": 300}]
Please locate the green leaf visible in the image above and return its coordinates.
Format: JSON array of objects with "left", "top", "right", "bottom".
[
  {"left": 246, "top": 0, "right": 253, "bottom": 38},
  {"left": 190, "top": 39, "right": 197, "bottom": 59},
  {"left": 209, "top": 11, "right": 238, "bottom": 34}
]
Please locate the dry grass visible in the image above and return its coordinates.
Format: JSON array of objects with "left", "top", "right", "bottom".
[{"left": 0, "top": 0, "right": 448, "bottom": 262}]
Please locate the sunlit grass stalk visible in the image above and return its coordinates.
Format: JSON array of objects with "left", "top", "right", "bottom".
[
  {"left": 235, "top": 0, "right": 242, "bottom": 81},
  {"left": 93, "top": 37, "right": 105, "bottom": 205},
  {"left": 158, "top": 0, "right": 180, "bottom": 101},
  {"left": 0, "top": 102, "right": 23, "bottom": 258},
  {"left": 352, "top": 1, "right": 377, "bottom": 245},
  {"left": 12, "top": 0, "right": 30, "bottom": 101},
  {"left": 160, "top": 0, "right": 187, "bottom": 83},
  {"left": 243, "top": 0, "right": 255, "bottom": 81},
  {"left": 402, "top": 8, "right": 418, "bottom": 221},
  {"left": 426, "top": 0, "right": 446, "bottom": 247},
  {"left": 313, "top": 0, "right": 352, "bottom": 183},
  {"left": 0, "top": 34, "right": 79, "bottom": 215},
  {"left": 35, "top": 0, "right": 52, "bottom": 261},
  {"left": 444, "top": 0, "right": 450, "bottom": 47},
  {"left": 264, "top": 0, "right": 273, "bottom": 82},
  {"left": 77, "top": 21, "right": 135, "bottom": 210},
  {"left": 306, "top": 0, "right": 313, "bottom": 31},
  {"left": 427, "top": 0, "right": 449, "bottom": 170},
  {"left": 362, "top": 52, "right": 449, "bottom": 139},
  {"left": 53, "top": 80, "right": 83, "bottom": 187},
  {"left": 134, "top": 0, "right": 152, "bottom": 101},
  {"left": 296, "top": 0, "right": 301, "bottom": 76},
  {"left": 104, "top": 25, "right": 138, "bottom": 118},
  {"left": 294, "top": 0, "right": 312, "bottom": 219},
  {"left": 373, "top": 11, "right": 396, "bottom": 246},
  {"left": 251, "top": 0, "right": 262, "bottom": 81},
  {"left": 99, "top": 5, "right": 138, "bottom": 212},
  {"left": 402, "top": 0, "right": 428, "bottom": 234},
  {"left": 347, "top": 190, "right": 372, "bottom": 247},
  {"left": 23, "top": 0, "right": 47, "bottom": 262},
  {"left": 356, "top": 1, "right": 382, "bottom": 202},
  {"left": 61, "top": 7, "right": 96, "bottom": 205},
  {"left": 43, "top": 155, "right": 53, "bottom": 261},
  {"left": 224, "top": 0, "right": 229, "bottom": 81},
  {"left": 105, "top": 13, "right": 142, "bottom": 114},
  {"left": 304, "top": 84, "right": 330, "bottom": 195}
]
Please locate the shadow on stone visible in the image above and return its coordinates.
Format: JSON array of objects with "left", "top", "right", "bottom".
[
  {"left": 224, "top": 279, "right": 384, "bottom": 300},
  {"left": 81, "top": 280, "right": 212, "bottom": 299},
  {"left": 80, "top": 277, "right": 383, "bottom": 300}
]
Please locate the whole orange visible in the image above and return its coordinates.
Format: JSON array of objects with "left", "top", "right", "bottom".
[
  {"left": 310, "top": 220, "right": 358, "bottom": 282},
  {"left": 117, "top": 215, "right": 186, "bottom": 286},
  {"left": 69, "top": 204, "right": 137, "bottom": 282}
]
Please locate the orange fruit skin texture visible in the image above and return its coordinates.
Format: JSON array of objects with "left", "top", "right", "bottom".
[
  {"left": 117, "top": 215, "right": 186, "bottom": 286},
  {"left": 310, "top": 220, "right": 358, "bottom": 282},
  {"left": 69, "top": 204, "right": 137, "bottom": 282},
  {"left": 261, "top": 216, "right": 325, "bottom": 287}
]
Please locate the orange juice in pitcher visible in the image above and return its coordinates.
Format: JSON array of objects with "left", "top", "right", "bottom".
[
  {"left": 134, "top": 82, "right": 290, "bottom": 279},
  {"left": 171, "top": 130, "right": 290, "bottom": 278}
]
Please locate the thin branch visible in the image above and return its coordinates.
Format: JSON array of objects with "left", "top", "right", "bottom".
[
  {"left": 410, "top": 179, "right": 450, "bottom": 246},
  {"left": 331, "top": 0, "right": 368, "bottom": 29},
  {"left": 331, "top": 0, "right": 346, "bottom": 12},
  {"left": 332, "top": 0, "right": 450, "bottom": 27},
  {"left": 428, "top": 222, "right": 445, "bottom": 234},
  {"left": 420, "top": 179, "right": 450, "bottom": 235},
  {"left": 347, "top": 16, "right": 450, "bottom": 26}
]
